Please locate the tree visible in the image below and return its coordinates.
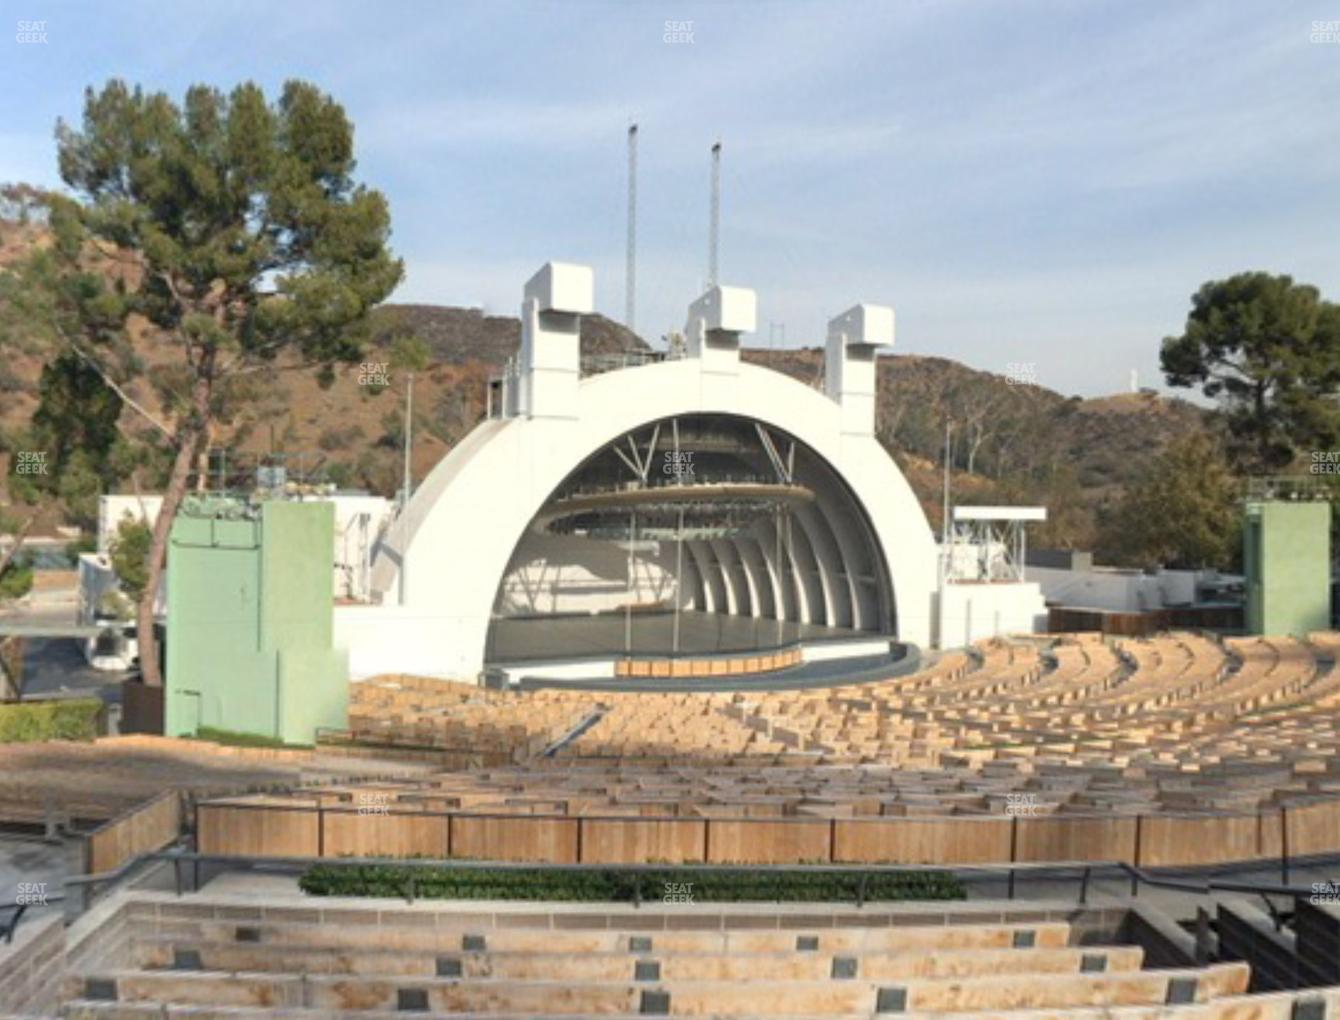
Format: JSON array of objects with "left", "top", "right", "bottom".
[
  {"left": 993, "top": 465, "right": 1096, "bottom": 551},
  {"left": 0, "top": 555, "right": 34, "bottom": 601},
  {"left": 0, "top": 79, "right": 402, "bottom": 685},
  {"left": 27, "top": 352, "right": 128, "bottom": 529},
  {"left": 1161, "top": 273, "right": 1340, "bottom": 471},
  {"left": 0, "top": 511, "right": 35, "bottom": 596},
  {"left": 1098, "top": 433, "right": 1240, "bottom": 571},
  {"left": 32, "top": 351, "right": 124, "bottom": 482},
  {"left": 0, "top": 499, "right": 36, "bottom": 704},
  {"left": 109, "top": 516, "right": 152, "bottom": 603}
]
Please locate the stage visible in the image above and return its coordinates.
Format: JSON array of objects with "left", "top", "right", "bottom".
[
  {"left": 488, "top": 609, "right": 883, "bottom": 661},
  {"left": 485, "top": 609, "right": 914, "bottom": 689}
]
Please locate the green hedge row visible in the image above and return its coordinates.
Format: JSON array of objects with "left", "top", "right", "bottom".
[
  {"left": 0, "top": 697, "right": 102, "bottom": 743},
  {"left": 298, "top": 863, "right": 965, "bottom": 903}
]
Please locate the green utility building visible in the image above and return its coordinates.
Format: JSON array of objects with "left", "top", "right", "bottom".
[
  {"left": 164, "top": 499, "right": 347, "bottom": 744},
  {"left": 1243, "top": 500, "right": 1332, "bottom": 638}
]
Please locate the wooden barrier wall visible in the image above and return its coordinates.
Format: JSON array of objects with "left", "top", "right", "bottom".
[
  {"left": 85, "top": 791, "right": 182, "bottom": 874},
  {"left": 195, "top": 799, "right": 1340, "bottom": 868}
]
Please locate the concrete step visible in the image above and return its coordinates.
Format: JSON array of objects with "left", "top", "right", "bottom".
[
  {"left": 64, "top": 961, "right": 1250, "bottom": 1016},
  {"left": 128, "top": 937, "right": 1144, "bottom": 982},
  {"left": 141, "top": 918, "right": 1072, "bottom": 956}
]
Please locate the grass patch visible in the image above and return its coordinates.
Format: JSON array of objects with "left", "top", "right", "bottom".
[
  {"left": 0, "top": 698, "right": 102, "bottom": 743},
  {"left": 298, "top": 862, "right": 965, "bottom": 903},
  {"left": 193, "top": 726, "right": 313, "bottom": 750}
]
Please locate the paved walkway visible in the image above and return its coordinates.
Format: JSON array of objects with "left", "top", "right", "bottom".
[{"left": 0, "top": 834, "right": 81, "bottom": 923}]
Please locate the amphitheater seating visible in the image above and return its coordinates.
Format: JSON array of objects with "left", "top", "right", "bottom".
[
  {"left": 25, "top": 630, "right": 1340, "bottom": 1019},
  {"left": 347, "top": 677, "right": 592, "bottom": 761},
  {"left": 197, "top": 630, "right": 1340, "bottom": 866},
  {"left": 48, "top": 896, "right": 1278, "bottom": 1019},
  {"left": 0, "top": 735, "right": 425, "bottom": 827}
]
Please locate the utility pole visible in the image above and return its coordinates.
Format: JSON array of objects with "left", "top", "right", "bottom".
[
  {"left": 397, "top": 370, "right": 415, "bottom": 605},
  {"left": 626, "top": 122, "right": 638, "bottom": 332},
  {"left": 708, "top": 140, "right": 721, "bottom": 288},
  {"left": 402, "top": 371, "right": 414, "bottom": 511},
  {"left": 940, "top": 419, "right": 953, "bottom": 583}
]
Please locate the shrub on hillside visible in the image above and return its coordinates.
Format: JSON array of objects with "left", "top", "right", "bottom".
[{"left": 0, "top": 698, "right": 102, "bottom": 741}]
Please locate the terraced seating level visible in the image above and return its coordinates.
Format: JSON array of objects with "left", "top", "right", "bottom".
[
  {"left": 203, "top": 631, "right": 1340, "bottom": 867},
  {"left": 15, "top": 894, "right": 1274, "bottom": 1019}
]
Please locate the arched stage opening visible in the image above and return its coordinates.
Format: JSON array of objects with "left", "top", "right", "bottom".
[{"left": 485, "top": 413, "right": 895, "bottom": 665}]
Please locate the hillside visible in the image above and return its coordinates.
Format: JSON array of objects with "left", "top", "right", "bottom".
[
  {"left": 0, "top": 217, "right": 1209, "bottom": 549},
  {"left": 743, "top": 347, "right": 1210, "bottom": 532}
]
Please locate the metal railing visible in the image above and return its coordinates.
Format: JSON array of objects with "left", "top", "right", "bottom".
[
  {"left": 51, "top": 846, "right": 1337, "bottom": 920},
  {"left": 0, "top": 841, "right": 1329, "bottom": 949}
]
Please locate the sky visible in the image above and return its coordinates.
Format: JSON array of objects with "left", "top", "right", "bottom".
[{"left": 4, "top": 0, "right": 1340, "bottom": 397}]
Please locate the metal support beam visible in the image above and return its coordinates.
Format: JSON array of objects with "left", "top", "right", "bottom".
[{"left": 755, "top": 423, "right": 792, "bottom": 485}]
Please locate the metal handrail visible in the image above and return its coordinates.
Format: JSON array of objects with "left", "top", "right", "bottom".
[
  {"left": 18, "top": 846, "right": 1330, "bottom": 948},
  {"left": 66, "top": 848, "right": 1329, "bottom": 903}
]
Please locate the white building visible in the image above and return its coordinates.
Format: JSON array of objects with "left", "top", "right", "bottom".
[
  {"left": 97, "top": 494, "right": 162, "bottom": 553},
  {"left": 937, "top": 506, "right": 1049, "bottom": 647},
  {"left": 1028, "top": 553, "right": 1237, "bottom": 614},
  {"left": 334, "top": 261, "right": 1046, "bottom": 684},
  {"left": 80, "top": 491, "right": 393, "bottom": 670}
]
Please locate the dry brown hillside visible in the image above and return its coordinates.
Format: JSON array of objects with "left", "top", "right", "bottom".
[{"left": 1, "top": 218, "right": 1207, "bottom": 548}]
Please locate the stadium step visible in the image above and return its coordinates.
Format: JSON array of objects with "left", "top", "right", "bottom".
[
  {"left": 128, "top": 937, "right": 1145, "bottom": 981},
  {"left": 63, "top": 961, "right": 1250, "bottom": 1015},
  {"left": 136, "top": 919, "right": 1073, "bottom": 956}
]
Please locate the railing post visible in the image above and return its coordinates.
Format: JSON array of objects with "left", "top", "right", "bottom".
[
  {"left": 1079, "top": 866, "right": 1091, "bottom": 905},
  {"left": 1132, "top": 814, "right": 1143, "bottom": 898},
  {"left": 857, "top": 872, "right": 869, "bottom": 908},
  {"left": 1007, "top": 868, "right": 1016, "bottom": 900},
  {"left": 173, "top": 856, "right": 183, "bottom": 897},
  {"left": 3, "top": 904, "right": 27, "bottom": 944},
  {"left": 1280, "top": 805, "right": 1290, "bottom": 886}
]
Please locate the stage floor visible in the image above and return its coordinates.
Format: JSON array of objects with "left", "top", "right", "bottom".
[{"left": 487, "top": 610, "right": 880, "bottom": 663}]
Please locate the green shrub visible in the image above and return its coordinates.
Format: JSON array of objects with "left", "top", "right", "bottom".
[
  {"left": 317, "top": 423, "right": 366, "bottom": 452},
  {"left": 0, "top": 555, "right": 33, "bottom": 600},
  {"left": 0, "top": 698, "right": 102, "bottom": 743},
  {"left": 64, "top": 533, "right": 97, "bottom": 565},
  {"left": 298, "top": 863, "right": 965, "bottom": 903},
  {"left": 194, "top": 726, "right": 312, "bottom": 750}
]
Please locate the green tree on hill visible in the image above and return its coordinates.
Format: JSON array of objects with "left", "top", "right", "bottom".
[
  {"left": 0, "top": 79, "right": 403, "bottom": 686},
  {"left": 1098, "top": 433, "right": 1240, "bottom": 571},
  {"left": 109, "top": 516, "right": 152, "bottom": 604},
  {"left": 1161, "top": 272, "right": 1340, "bottom": 471},
  {"left": 21, "top": 351, "right": 130, "bottom": 529}
]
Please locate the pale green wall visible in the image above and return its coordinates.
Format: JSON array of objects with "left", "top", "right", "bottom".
[
  {"left": 164, "top": 501, "right": 347, "bottom": 743},
  {"left": 1243, "top": 500, "right": 1331, "bottom": 637}
]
